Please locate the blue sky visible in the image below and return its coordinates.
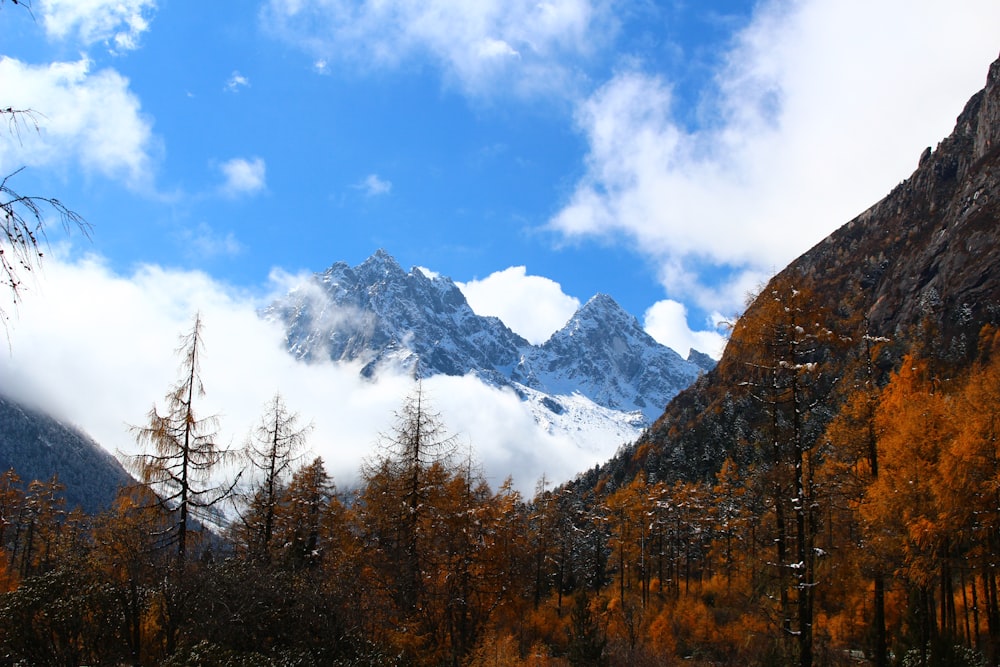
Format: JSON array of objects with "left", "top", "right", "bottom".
[
  {"left": 2, "top": 0, "right": 764, "bottom": 352},
  {"left": 2, "top": 0, "right": 1000, "bottom": 490}
]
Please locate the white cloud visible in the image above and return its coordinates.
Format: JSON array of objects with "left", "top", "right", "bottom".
[
  {"left": 644, "top": 299, "right": 727, "bottom": 360},
  {"left": 415, "top": 266, "right": 439, "bottom": 280},
  {"left": 0, "top": 57, "right": 157, "bottom": 187},
  {"left": 457, "top": 266, "right": 580, "bottom": 344},
  {"left": 218, "top": 157, "right": 266, "bottom": 197},
  {"left": 0, "top": 254, "right": 608, "bottom": 494},
  {"left": 259, "top": 0, "right": 609, "bottom": 98},
  {"left": 40, "top": 0, "right": 156, "bottom": 52},
  {"left": 225, "top": 71, "right": 251, "bottom": 93},
  {"left": 356, "top": 173, "right": 392, "bottom": 197},
  {"left": 549, "top": 0, "right": 1000, "bottom": 318}
]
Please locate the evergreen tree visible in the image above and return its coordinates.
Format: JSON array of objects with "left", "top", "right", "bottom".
[
  {"left": 363, "top": 381, "right": 458, "bottom": 611},
  {"left": 273, "top": 457, "right": 334, "bottom": 570}
]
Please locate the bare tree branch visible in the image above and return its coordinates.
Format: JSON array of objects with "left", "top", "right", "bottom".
[{"left": 1, "top": 168, "right": 91, "bottom": 322}]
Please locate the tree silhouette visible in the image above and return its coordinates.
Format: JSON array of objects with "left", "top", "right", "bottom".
[
  {"left": 124, "top": 314, "right": 236, "bottom": 566},
  {"left": 237, "top": 393, "right": 311, "bottom": 562}
]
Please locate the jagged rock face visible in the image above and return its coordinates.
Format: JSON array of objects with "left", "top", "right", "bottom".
[
  {"left": 974, "top": 57, "right": 1000, "bottom": 161},
  {"left": 265, "top": 249, "right": 528, "bottom": 379},
  {"left": 599, "top": 50, "right": 1000, "bottom": 489},
  {"left": 513, "top": 294, "right": 706, "bottom": 419},
  {"left": 794, "top": 51, "right": 1000, "bottom": 361},
  {"left": 265, "top": 251, "right": 710, "bottom": 424}
]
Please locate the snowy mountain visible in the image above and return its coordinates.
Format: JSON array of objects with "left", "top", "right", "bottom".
[
  {"left": 267, "top": 250, "right": 526, "bottom": 380},
  {"left": 513, "top": 293, "right": 714, "bottom": 421},
  {"left": 264, "top": 250, "right": 711, "bottom": 435}
]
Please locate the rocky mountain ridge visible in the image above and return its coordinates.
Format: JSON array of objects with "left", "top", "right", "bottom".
[
  {"left": 589, "top": 50, "right": 1000, "bottom": 491},
  {"left": 265, "top": 250, "right": 711, "bottom": 425}
]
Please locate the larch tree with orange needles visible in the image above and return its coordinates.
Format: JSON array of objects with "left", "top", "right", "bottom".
[
  {"left": 731, "top": 277, "right": 834, "bottom": 667},
  {"left": 124, "top": 314, "right": 237, "bottom": 568},
  {"left": 864, "top": 354, "right": 957, "bottom": 661}
]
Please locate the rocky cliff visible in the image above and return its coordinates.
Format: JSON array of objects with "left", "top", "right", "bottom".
[{"left": 594, "top": 50, "right": 1000, "bottom": 489}]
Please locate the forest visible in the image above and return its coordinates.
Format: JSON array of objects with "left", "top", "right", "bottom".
[{"left": 3, "top": 287, "right": 1000, "bottom": 667}]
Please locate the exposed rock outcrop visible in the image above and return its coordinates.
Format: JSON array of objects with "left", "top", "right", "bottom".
[{"left": 592, "top": 50, "right": 1000, "bottom": 490}]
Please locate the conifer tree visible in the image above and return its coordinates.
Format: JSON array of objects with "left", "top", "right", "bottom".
[
  {"left": 823, "top": 322, "right": 892, "bottom": 667},
  {"left": 91, "top": 486, "right": 173, "bottom": 664},
  {"left": 0, "top": 468, "right": 23, "bottom": 590},
  {"left": 273, "top": 457, "right": 334, "bottom": 570},
  {"left": 11, "top": 475, "right": 64, "bottom": 579},
  {"left": 732, "top": 278, "right": 832, "bottom": 667},
  {"left": 238, "top": 392, "right": 311, "bottom": 562},
  {"left": 124, "top": 314, "right": 235, "bottom": 566},
  {"left": 864, "top": 354, "right": 957, "bottom": 659},
  {"left": 566, "top": 592, "right": 607, "bottom": 666},
  {"left": 363, "top": 381, "right": 458, "bottom": 611}
]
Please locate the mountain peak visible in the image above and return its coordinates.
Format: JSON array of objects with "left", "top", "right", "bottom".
[
  {"left": 358, "top": 248, "right": 405, "bottom": 276},
  {"left": 586, "top": 292, "right": 615, "bottom": 305},
  {"left": 267, "top": 254, "right": 710, "bottom": 425},
  {"left": 579, "top": 293, "right": 630, "bottom": 317},
  {"left": 562, "top": 292, "right": 643, "bottom": 339},
  {"left": 686, "top": 348, "right": 716, "bottom": 372},
  {"left": 520, "top": 292, "right": 704, "bottom": 421},
  {"left": 577, "top": 293, "right": 623, "bottom": 316}
]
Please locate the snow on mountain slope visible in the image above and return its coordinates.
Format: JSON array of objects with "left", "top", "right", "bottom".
[
  {"left": 263, "top": 250, "right": 711, "bottom": 445},
  {"left": 513, "top": 293, "right": 706, "bottom": 422},
  {"left": 267, "top": 250, "right": 527, "bottom": 380},
  {"left": 511, "top": 381, "right": 648, "bottom": 452}
]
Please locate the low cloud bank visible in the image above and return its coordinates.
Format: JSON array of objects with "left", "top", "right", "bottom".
[{"left": 0, "top": 254, "right": 621, "bottom": 494}]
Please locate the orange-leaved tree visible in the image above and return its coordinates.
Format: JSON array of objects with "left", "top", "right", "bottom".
[{"left": 863, "top": 354, "right": 957, "bottom": 658}]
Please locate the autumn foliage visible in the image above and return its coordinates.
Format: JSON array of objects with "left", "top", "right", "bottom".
[{"left": 4, "top": 319, "right": 1000, "bottom": 665}]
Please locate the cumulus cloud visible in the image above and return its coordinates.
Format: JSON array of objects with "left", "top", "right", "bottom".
[
  {"left": 259, "top": 0, "right": 609, "bottom": 98},
  {"left": 218, "top": 157, "right": 266, "bottom": 197},
  {"left": 0, "top": 57, "right": 157, "bottom": 187},
  {"left": 39, "top": 0, "right": 156, "bottom": 51},
  {"left": 549, "top": 0, "right": 1000, "bottom": 319},
  {"left": 0, "top": 255, "right": 609, "bottom": 493},
  {"left": 458, "top": 266, "right": 580, "bottom": 345},
  {"left": 356, "top": 173, "right": 392, "bottom": 197},
  {"left": 644, "top": 299, "right": 727, "bottom": 360}
]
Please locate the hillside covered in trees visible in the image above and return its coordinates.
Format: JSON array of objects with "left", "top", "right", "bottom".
[
  {"left": 7, "top": 332, "right": 1000, "bottom": 666},
  {"left": 1, "top": 43, "right": 1000, "bottom": 667},
  {"left": 0, "top": 394, "right": 133, "bottom": 515}
]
